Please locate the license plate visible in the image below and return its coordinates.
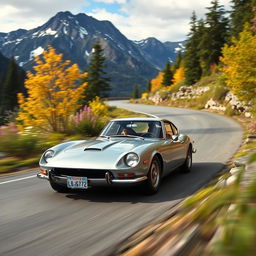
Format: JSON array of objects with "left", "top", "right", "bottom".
[{"left": 67, "top": 176, "right": 88, "bottom": 189}]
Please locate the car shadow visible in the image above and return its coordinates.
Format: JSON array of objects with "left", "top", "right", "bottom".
[{"left": 65, "top": 162, "right": 225, "bottom": 204}]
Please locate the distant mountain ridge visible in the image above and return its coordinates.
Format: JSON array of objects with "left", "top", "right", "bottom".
[
  {"left": 134, "top": 37, "right": 185, "bottom": 69},
  {"left": 0, "top": 11, "right": 185, "bottom": 96}
]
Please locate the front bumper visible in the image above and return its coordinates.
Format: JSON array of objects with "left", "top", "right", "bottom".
[{"left": 37, "top": 170, "right": 147, "bottom": 186}]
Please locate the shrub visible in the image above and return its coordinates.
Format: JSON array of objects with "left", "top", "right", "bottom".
[
  {"left": 69, "top": 105, "right": 95, "bottom": 125},
  {"left": 212, "top": 76, "right": 228, "bottom": 102},
  {"left": 0, "top": 132, "right": 40, "bottom": 157},
  {"left": 89, "top": 97, "right": 108, "bottom": 117},
  {"left": 225, "top": 104, "right": 236, "bottom": 116},
  {"left": 167, "top": 81, "right": 185, "bottom": 93},
  {"left": 141, "top": 92, "right": 149, "bottom": 99},
  {"left": 69, "top": 104, "right": 106, "bottom": 136},
  {"left": 0, "top": 122, "right": 18, "bottom": 136},
  {"left": 75, "top": 120, "right": 105, "bottom": 136}
]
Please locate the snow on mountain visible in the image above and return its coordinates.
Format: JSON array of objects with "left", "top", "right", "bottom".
[
  {"left": 30, "top": 46, "right": 44, "bottom": 60},
  {"left": 0, "top": 11, "right": 183, "bottom": 96}
]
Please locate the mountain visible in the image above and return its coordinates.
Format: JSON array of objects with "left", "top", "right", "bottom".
[
  {"left": 134, "top": 37, "right": 185, "bottom": 70},
  {"left": 0, "top": 11, "right": 183, "bottom": 96}
]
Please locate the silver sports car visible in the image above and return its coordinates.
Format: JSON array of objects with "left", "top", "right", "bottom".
[{"left": 38, "top": 117, "right": 196, "bottom": 194}]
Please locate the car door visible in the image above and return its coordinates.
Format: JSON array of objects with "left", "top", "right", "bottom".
[
  {"left": 160, "top": 121, "right": 182, "bottom": 174},
  {"left": 170, "top": 122, "right": 187, "bottom": 165}
]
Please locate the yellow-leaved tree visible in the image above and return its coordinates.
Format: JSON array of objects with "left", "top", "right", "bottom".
[
  {"left": 220, "top": 24, "right": 256, "bottom": 107},
  {"left": 172, "top": 67, "right": 185, "bottom": 85},
  {"left": 151, "top": 72, "right": 164, "bottom": 92},
  {"left": 17, "top": 46, "right": 87, "bottom": 132}
]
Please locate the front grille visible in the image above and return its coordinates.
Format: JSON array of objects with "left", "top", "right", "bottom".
[{"left": 52, "top": 168, "right": 109, "bottom": 179}]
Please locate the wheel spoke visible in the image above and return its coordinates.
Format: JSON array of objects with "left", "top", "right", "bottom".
[{"left": 151, "top": 162, "right": 159, "bottom": 188}]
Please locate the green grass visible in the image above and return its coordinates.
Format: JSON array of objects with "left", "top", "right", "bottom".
[
  {"left": 0, "top": 157, "right": 19, "bottom": 166},
  {"left": 107, "top": 106, "right": 148, "bottom": 118},
  {"left": 0, "top": 156, "right": 40, "bottom": 174}
]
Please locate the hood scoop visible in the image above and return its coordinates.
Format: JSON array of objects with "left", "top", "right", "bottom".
[
  {"left": 84, "top": 148, "right": 102, "bottom": 151},
  {"left": 83, "top": 140, "right": 120, "bottom": 151}
]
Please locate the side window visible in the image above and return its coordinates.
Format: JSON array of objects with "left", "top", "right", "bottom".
[
  {"left": 164, "top": 122, "right": 173, "bottom": 139},
  {"left": 170, "top": 123, "right": 178, "bottom": 135}
]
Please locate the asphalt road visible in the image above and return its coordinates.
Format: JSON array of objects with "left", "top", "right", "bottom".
[{"left": 0, "top": 102, "right": 243, "bottom": 256}]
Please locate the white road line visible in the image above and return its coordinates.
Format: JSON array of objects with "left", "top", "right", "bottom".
[{"left": 0, "top": 175, "right": 36, "bottom": 185}]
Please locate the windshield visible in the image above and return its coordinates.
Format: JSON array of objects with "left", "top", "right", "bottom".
[{"left": 101, "top": 120, "right": 163, "bottom": 138}]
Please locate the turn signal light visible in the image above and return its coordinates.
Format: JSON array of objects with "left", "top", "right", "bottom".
[
  {"left": 118, "top": 173, "right": 125, "bottom": 179},
  {"left": 127, "top": 173, "right": 135, "bottom": 178},
  {"left": 40, "top": 169, "right": 47, "bottom": 176},
  {"left": 117, "top": 173, "right": 135, "bottom": 179}
]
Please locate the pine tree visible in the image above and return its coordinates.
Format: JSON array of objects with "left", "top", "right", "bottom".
[
  {"left": 172, "top": 51, "right": 183, "bottom": 73},
  {"left": 184, "top": 12, "right": 202, "bottom": 85},
  {"left": 146, "top": 80, "right": 152, "bottom": 92},
  {"left": 161, "top": 60, "right": 173, "bottom": 86},
  {"left": 132, "top": 85, "right": 139, "bottom": 99},
  {"left": 81, "top": 42, "right": 110, "bottom": 104},
  {"left": 198, "top": 0, "right": 229, "bottom": 75},
  {"left": 0, "top": 57, "right": 25, "bottom": 124},
  {"left": 230, "top": 0, "right": 256, "bottom": 38}
]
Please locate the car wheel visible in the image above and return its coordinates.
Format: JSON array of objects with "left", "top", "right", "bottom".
[
  {"left": 143, "top": 156, "right": 161, "bottom": 195},
  {"left": 181, "top": 147, "right": 192, "bottom": 173},
  {"left": 49, "top": 175, "right": 69, "bottom": 193}
]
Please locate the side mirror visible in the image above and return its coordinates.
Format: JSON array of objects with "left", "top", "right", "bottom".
[
  {"left": 178, "top": 134, "right": 186, "bottom": 143},
  {"left": 171, "top": 134, "right": 179, "bottom": 141}
]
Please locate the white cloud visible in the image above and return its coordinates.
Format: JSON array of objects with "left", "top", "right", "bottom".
[
  {"left": 90, "top": 0, "right": 231, "bottom": 41},
  {"left": 0, "top": 0, "right": 231, "bottom": 41},
  {"left": 0, "top": 0, "right": 87, "bottom": 32}
]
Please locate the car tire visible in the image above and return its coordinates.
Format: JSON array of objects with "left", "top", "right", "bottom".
[
  {"left": 143, "top": 156, "right": 161, "bottom": 195},
  {"left": 49, "top": 176, "right": 69, "bottom": 193},
  {"left": 181, "top": 147, "right": 192, "bottom": 173}
]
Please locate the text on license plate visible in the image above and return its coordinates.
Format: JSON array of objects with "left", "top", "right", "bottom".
[{"left": 67, "top": 176, "right": 88, "bottom": 189}]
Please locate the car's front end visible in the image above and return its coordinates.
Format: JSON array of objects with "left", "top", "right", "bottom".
[{"left": 38, "top": 137, "right": 158, "bottom": 190}]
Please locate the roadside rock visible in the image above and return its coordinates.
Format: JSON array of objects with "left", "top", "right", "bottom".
[
  {"left": 148, "top": 92, "right": 164, "bottom": 104},
  {"left": 148, "top": 86, "right": 252, "bottom": 117},
  {"left": 205, "top": 98, "right": 226, "bottom": 111},
  {"left": 224, "top": 91, "right": 251, "bottom": 115}
]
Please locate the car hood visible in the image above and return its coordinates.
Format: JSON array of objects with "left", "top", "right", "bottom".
[{"left": 42, "top": 138, "right": 153, "bottom": 169}]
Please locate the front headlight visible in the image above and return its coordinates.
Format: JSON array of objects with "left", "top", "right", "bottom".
[
  {"left": 125, "top": 153, "right": 139, "bottom": 167},
  {"left": 43, "top": 150, "right": 55, "bottom": 162}
]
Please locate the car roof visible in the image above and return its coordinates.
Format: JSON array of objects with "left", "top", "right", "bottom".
[{"left": 110, "top": 117, "right": 163, "bottom": 122}]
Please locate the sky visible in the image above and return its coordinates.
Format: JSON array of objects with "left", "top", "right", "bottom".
[{"left": 0, "top": 0, "right": 231, "bottom": 42}]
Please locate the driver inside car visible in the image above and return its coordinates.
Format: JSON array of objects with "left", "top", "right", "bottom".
[{"left": 121, "top": 128, "right": 129, "bottom": 135}]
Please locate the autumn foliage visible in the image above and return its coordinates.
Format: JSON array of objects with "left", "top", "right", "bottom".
[
  {"left": 149, "top": 66, "right": 185, "bottom": 93},
  {"left": 17, "top": 46, "right": 87, "bottom": 132},
  {"left": 150, "top": 72, "right": 164, "bottom": 92},
  {"left": 172, "top": 67, "right": 185, "bottom": 85},
  {"left": 221, "top": 24, "right": 256, "bottom": 106}
]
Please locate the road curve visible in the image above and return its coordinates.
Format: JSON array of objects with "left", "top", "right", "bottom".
[{"left": 0, "top": 102, "right": 242, "bottom": 256}]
